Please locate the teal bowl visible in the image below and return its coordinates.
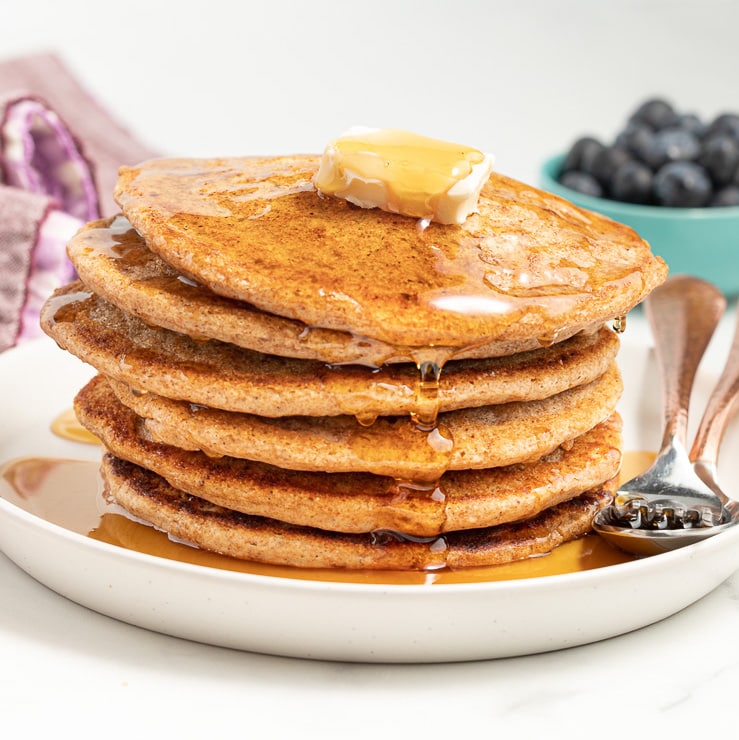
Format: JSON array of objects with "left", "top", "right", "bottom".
[{"left": 540, "top": 154, "right": 739, "bottom": 297}]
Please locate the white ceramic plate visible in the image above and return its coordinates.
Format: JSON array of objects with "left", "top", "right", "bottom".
[{"left": 1, "top": 336, "right": 739, "bottom": 663}]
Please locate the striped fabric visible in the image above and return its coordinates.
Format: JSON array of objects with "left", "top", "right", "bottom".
[{"left": 0, "top": 52, "right": 157, "bottom": 351}]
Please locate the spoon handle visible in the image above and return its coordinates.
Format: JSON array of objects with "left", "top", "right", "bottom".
[
  {"left": 644, "top": 276, "right": 726, "bottom": 451},
  {"left": 689, "top": 309, "right": 739, "bottom": 465}
]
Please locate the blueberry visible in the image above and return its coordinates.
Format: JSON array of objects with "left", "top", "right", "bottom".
[
  {"left": 629, "top": 98, "right": 677, "bottom": 130},
  {"left": 631, "top": 131, "right": 659, "bottom": 166},
  {"left": 610, "top": 160, "right": 654, "bottom": 204},
  {"left": 590, "top": 146, "right": 632, "bottom": 187},
  {"left": 614, "top": 121, "right": 654, "bottom": 158},
  {"left": 705, "top": 112, "right": 739, "bottom": 141},
  {"left": 698, "top": 134, "right": 739, "bottom": 185},
  {"left": 653, "top": 161, "right": 712, "bottom": 207},
  {"left": 562, "top": 136, "right": 605, "bottom": 174},
  {"left": 711, "top": 185, "right": 739, "bottom": 207},
  {"left": 559, "top": 170, "right": 603, "bottom": 198},
  {"left": 674, "top": 112, "right": 706, "bottom": 139},
  {"left": 640, "top": 127, "right": 701, "bottom": 170}
]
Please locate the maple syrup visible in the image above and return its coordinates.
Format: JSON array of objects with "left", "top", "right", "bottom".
[
  {"left": 409, "top": 352, "right": 449, "bottom": 430},
  {"left": 50, "top": 408, "right": 100, "bottom": 446}
]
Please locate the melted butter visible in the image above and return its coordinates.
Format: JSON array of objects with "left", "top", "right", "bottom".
[
  {"left": 313, "top": 128, "right": 492, "bottom": 224},
  {"left": 0, "top": 455, "right": 644, "bottom": 585}
]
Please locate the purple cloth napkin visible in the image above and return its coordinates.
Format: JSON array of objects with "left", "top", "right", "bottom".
[{"left": 0, "top": 52, "right": 158, "bottom": 352}]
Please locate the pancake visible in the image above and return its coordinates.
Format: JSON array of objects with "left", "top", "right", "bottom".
[
  {"left": 41, "top": 285, "right": 620, "bottom": 419},
  {"left": 114, "top": 155, "right": 667, "bottom": 350},
  {"left": 67, "top": 215, "right": 606, "bottom": 365},
  {"left": 77, "top": 375, "right": 622, "bottom": 537},
  {"left": 101, "top": 453, "right": 616, "bottom": 570},
  {"left": 106, "top": 363, "right": 623, "bottom": 478}
]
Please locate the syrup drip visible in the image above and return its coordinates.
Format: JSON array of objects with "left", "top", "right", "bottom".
[
  {"left": 536, "top": 333, "right": 558, "bottom": 348},
  {"left": 613, "top": 315, "right": 627, "bottom": 333},
  {"left": 354, "top": 412, "right": 379, "bottom": 428},
  {"left": 325, "top": 339, "right": 458, "bottom": 546},
  {"left": 384, "top": 478, "right": 448, "bottom": 537},
  {"left": 410, "top": 358, "right": 443, "bottom": 431},
  {"left": 402, "top": 350, "right": 453, "bottom": 546},
  {"left": 370, "top": 529, "right": 449, "bottom": 570}
]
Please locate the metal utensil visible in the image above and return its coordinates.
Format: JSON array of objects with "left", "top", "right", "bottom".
[{"left": 593, "top": 275, "right": 739, "bottom": 556}]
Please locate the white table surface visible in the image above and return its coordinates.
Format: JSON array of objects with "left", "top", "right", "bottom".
[{"left": 3, "top": 0, "right": 739, "bottom": 736}]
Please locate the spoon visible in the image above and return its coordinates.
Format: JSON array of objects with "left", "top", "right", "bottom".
[{"left": 593, "top": 275, "right": 739, "bottom": 556}]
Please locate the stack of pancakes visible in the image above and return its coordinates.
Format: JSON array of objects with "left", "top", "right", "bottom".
[{"left": 40, "top": 154, "right": 667, "bottom": 570}]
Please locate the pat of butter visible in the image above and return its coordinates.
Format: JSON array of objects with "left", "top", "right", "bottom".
[{"left": 313, "top": 127, "right": 493, "bottom": 225}]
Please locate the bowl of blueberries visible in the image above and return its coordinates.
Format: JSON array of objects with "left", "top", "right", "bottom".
[{"left": 540, "top": 98, "right": 739, "bottom": 296}]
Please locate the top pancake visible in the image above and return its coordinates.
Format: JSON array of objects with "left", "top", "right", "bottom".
[
  {"left": 114, "top": 155, "right": 668, "bottom": 350},
  {"left": 67, "top": 216, "right": 602, "bottom": 365}
]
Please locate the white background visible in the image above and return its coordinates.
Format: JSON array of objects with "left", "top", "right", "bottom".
[
  {"left": 3, "top": 0, "right": 739, "bottom": 186},
  {"left": 3, "top": 1, "right": 739, "bottom": 738}
]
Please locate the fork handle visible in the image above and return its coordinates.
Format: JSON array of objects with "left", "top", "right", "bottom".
[
  {"left": 690, "top": 308, "right": 739, "bottom": 465},
  {"left": 644, "top": 276, "right": 726, "bottom": 451}
]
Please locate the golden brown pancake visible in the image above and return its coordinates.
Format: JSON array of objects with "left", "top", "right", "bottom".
[
  {"left": 67, "top": 216, "right": 607, "bottom": 365},
  {"left": 41, "top": 285, "right": 620, "bottom": 419},
  {"left": 106, "top": 363, "right": 622, "bottom": 479},
  {"left": 100, "top": 453, "right": 616, "bottom": 570},
  {"left": 114, "top": 155, "right": 667, "bottom": 349},
  {"left": 77, "top": 375, "right": 622, "bottom": 537}
]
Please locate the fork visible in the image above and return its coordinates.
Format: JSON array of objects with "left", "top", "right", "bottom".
[{"left": 611, "top": 275, "right": 728, "bottom": 529}]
